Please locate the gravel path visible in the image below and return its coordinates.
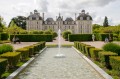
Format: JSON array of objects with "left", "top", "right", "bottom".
[
  {"left": 16, "top": 48, "right": 104, "bottom": 79},
  {"left": 8, "top": 42, "right": 38, "bottom": 50}
]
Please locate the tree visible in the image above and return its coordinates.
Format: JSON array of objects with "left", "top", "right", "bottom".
[
  {"left": 52, "top": 32, "right": 58, "bottom": 39},
  {"left": 103, "top": 16, "right": 109, "bottom": 27},
  {"left": 8, "top": 16, "right": 26, "bottom": 29},
  {"left": 0, "top": 16, "right": 6, "bottom": 32},
  {"left": 4, "top": 20, "right": 24, "bottom": 34},
  {"left": 62, "top": 30, "right": 72, "bottom": 41}
]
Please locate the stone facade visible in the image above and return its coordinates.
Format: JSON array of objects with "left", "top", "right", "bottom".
[{"left": 26, "top": 10, "right": 92, "bottom": 34}]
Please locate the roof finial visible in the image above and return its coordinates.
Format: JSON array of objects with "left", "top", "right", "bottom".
[{"left": 59, "top": 13, "right": 61, "bottom": 16}]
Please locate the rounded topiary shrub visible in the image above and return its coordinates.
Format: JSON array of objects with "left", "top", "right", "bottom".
[
  {"left": 0, "top": 44, "right": 13, "bottom": 55},
  {"left": 102, "top": 43, "right": 120, "bottom": 55}
]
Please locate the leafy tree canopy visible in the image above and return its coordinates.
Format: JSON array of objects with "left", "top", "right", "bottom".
[{"left": 8, "top": 16, "right": 26, "bottom": 29}]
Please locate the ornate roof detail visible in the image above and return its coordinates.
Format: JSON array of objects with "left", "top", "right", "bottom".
[
  {"left": 77, "top": 10, "right": 92, "bottom": 20},
  {"left": 65, "top": 17, "right": 73, "bottom": 21},
  {"left": 46, "top": 18, "right": 54, "bottom": 22}
]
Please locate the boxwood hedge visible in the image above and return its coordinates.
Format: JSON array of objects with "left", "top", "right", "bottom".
[
  {"left": 99, "top": 51, "right": 117, "bottom": 69},
  {"left": 0, "top": 58, "right": 7, "bottom": 78},
  {"left": 0, "top": 52, "right": 21, "bottom": 68},
  {"left": 69, "top": 34, "right": 92, "bottom": 42},
  {"left": 110, "top": 56, "right": 120, "bottom": 75},
  {"left": 10, "top": 34, "right": 53, "bottom": 42}
]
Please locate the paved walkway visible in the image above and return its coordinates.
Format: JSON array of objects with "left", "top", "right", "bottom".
[
  {"left": 8, "top": 42, "right": 38, "bottom": 50},
  {"left": 16, "top": 48, "right": 104, "bottom": 79},
  {"left": 82, "top": 41, "right": 106, "bottom": 49}
]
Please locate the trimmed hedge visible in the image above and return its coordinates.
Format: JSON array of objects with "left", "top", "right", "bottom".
[
  {"left": 24, "top": 46, "right": 34, "bottom": 57},
  {"left": 110, "top": 56, "right": 120, "bottom": 75},
  {"left": 16, "top": 48, "right": 29, "bottom": 61},
  {"left": 95, "top": 33, "right": 113, "bottom": 41},
  {"left": 89, "top": 48, "right": 102, "bottom": 61},
  {"left": 0, "top": 58, "right": 7, "bottom": 78},
  {"left": 10, "top": 34, "right": 53, "bottom": 42},
  {"left": 69, "top": 34, "right": 92, "bottom": 42},
  {"left": 1, "top": 33, "right": 9, "bottom": 40},
  {"left": 99, "top": 51, "right": 117, "bottom": 69},
  {"left": 0, "top": 44, "right": 13, "bottom": 55},
  {"left": 102, "top": 43, "right": 120, "bottom": 55},
  {"left": 0, "top": 52, "right": 21, "bottom": 68},
  {"left": 85, "top": 46, "right": 95, "bottom": 57}
]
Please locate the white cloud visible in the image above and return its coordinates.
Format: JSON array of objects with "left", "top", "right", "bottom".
[{"left": 0, "top": 0, "right": 120, "bottom": 26}]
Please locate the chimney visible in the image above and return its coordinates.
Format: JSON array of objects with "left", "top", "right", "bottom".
[
  {"left": 75, "top": 13, "right": 76, "bottom": 20},
  {"left": 30, "top": 12, "right": 33, "bottom": 15},
  {"left": 56, "top": 16, "right": 58, "bottom": 20},
  {"left": 86, "top": 12, "right": 89, "bottom": 15},
  {"left": 42, "top": 13, "right": 44, "bottom": 21}
]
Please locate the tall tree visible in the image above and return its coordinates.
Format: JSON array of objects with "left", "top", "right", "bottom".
[
  {"left": 0, "top": 16, "right": 6, "bottom": 32},
  {"left": 103, "top": 16, "right": 109, "bottom": 27},
  {"left": 8, "top": 16, "right": 26, "bottom": 29}
]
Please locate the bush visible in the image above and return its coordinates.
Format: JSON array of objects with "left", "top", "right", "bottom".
[
  {"left": 110, "top": 56, "right": 120, "bottom": 75},
  {"left": 62, "top": 30, "right": 72, "bottom": 41},
  {"left": 32, "top": 30, "right": 44, "bottom": 34},
  {"left": 16, "top": 48, "right": 29, "bottom": 61},
  {"left": 10, "top": 34, "right": 53, "bottom": 42},
  {"left": 52, "top": 32, "right": 58, "bottom": 39},
  {"left": 89, "top": 48, "right": 103, "bottom": 61},
  {"left": 0, "top": 52, "right": 21, "bottom": 68},
  {"left": 1, "top": 33, "right": 9, "bottom": 40},
  {"left": 99, "top": 51, "right": 117, "bottom": 69},
  {"left": 102, "top": 43, "right": 120, "bottom": 55},
  {"left": 0, "top": 44, "right": 13, "bottom": 55},
  {"left": 95, "top": 33, "right": 113, "bottom": 41},
  {"left": 24, "top": 46, "right": 34, "bottom": 57},
  {"left": 69, "top": 34, "right": 92, "bottom": 42},
  {"left": 0, "top": 58, "right": 7, "bottom": 78},
  {"left": 85, "top": 46, "right": 95, "bottom": 57}
]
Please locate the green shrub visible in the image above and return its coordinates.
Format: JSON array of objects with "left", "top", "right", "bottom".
[
  {"left": 52, "top": 32, "right": 58, "bottom": 39},
  {"left": 110, "top": 56, "right": 120, "bottom": 76},
  {"left": 10, "top": 34, "right": 53, "bottom": 42},
  {"left": 102, "top": 43, "right": 120, "bottom": 55},
  {"left": 1, "top": 33, "right": 9, "bottom": 40},
  {"left": 16, "top": 48, "right": 29, "bottom": 61},
  {"left": 0, "top": 58, "right": 7, "bottom": 78},
  {"left": 90, "top": 48, "right": 103, "bottom": 61},
  {"left": 99, "top": 51, "right": 117, "bottom": 69},
  {"left": 69, "top": 34, "right": 92, "bottom": 42},
  {"left": 25, "top": 46, "right": 34, "bottom": 57},
  {"left": 62, "top": 30, "right": 72, "bottom": 41},
  {"left": 0, "top": 44, "right": 13, "bottom": 55},
  {"left": 81, "top": 43, "right": 87, "bottom": 53},
  {"left": 95, "top": 33, "right": 113, "bottom": 41},
  {"left": 0, "top": 52, "right": 21, "bottom": 68},
  {"left": 85, "top": 46, "right": 95, "bottom": 57}
]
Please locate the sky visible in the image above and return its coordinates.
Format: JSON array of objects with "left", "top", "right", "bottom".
[{"left": 0, "top": 0, "right": 120, "bottom": 26}]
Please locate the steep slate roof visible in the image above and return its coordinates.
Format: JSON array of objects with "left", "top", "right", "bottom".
[
  {"left": 65, "top": 17, "right": 74, "bottom": 21},
  {"left": 46, "top": 18, "right": 54, "bottom": 22}
]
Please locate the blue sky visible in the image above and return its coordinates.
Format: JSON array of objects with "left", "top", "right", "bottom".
[{"left": 0, "top": 0, "right": 120, "bottom": 26}]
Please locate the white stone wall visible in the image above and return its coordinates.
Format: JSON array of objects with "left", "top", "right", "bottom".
[
  {"left": 26, "top": 19, "right": 92, "bottom": 34},
  {"left": 76, "top": 20, "right": 92, "bottom": 34}
]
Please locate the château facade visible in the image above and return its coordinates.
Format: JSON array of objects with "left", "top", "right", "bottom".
[{"left": 26, "top": 10, "right": 92, "bottom": 34}]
